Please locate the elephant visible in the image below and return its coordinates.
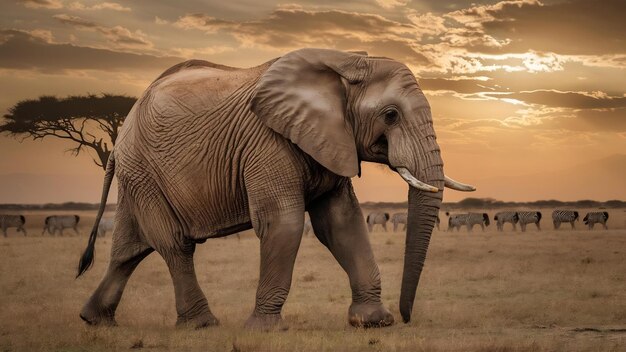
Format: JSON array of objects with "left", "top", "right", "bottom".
[
  {"left": 366, "top": 212, "right": 390, "bottom": 232},
  {"left": 76, "top": 48, "right": 475, "bottom": 331}
]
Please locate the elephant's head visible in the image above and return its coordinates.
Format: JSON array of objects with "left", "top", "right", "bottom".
[{"left": 251, "top": 48, "right": 474, "bottom": 323}]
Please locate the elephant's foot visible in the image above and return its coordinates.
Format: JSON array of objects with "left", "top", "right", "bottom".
[
  {"left": 176, "top": 311, "right": 220, "bottom": 329},
  {"left": 244, "top": 312, "right": 288, "bottom": 331},
  {"left": 79, "top": 305, "right": 117, "bottom": 327},
  {"left": 348, "top": 302, "right": 394, "bottom": 328}
]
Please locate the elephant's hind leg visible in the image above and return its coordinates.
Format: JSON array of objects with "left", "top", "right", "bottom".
[
  {"left": 135, "top": 189, "right": 218, "bottom": 329},
  {"left": 80, "top": 202, "right": 153, "bottom": 326},
  {"left": 162, "top": 243, "right": 219, "bottom": 328}
]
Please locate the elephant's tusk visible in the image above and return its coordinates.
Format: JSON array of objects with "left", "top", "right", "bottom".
[
  {"left": 444, "top": 175, "right": 476, "bottom": 192},
  {"left": 397, "top": 167, "right": 439, "bottom": 193}
]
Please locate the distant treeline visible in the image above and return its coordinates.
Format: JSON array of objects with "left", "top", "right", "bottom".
[
  {"left": 0, "top": 202, "right": 116, "bottom": 211},
  {"left": 362, "top": 198, "right": 626, "bottom": 210},
  {"left": 1, "top": 198, "right": 624, "bottom": 211}
]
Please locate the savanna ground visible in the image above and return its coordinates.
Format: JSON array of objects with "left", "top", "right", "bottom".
[{"left": 0, "top": 208, "right": 625, "bottom": 351}]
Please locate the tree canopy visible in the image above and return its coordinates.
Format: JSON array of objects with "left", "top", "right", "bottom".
[{"left": 1, "top": 94, "right": 136, "bottom": 170}]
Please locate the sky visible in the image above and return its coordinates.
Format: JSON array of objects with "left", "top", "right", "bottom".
[{"left": 0, "top": 0, "right": 624, "bottom": 204}]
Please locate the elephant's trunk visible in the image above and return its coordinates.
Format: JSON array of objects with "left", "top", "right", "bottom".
[
  {"left": 400, "top": 181, "right": 443, "bottom": 323},
  {"left": 397, "top": 122, "right": 444, "bottom": 322}
]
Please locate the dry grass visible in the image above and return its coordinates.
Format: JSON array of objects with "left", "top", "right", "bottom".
[{"left": 0, "top": 208, "right": 625, "bottom": 351}]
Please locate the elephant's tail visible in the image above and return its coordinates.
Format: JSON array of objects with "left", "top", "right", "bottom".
[
  {"left": 77, "top": 151, "right": 115, "bottom": 278},
  {"left": 366, "top": 214, "right": 370, "bottom": 223}
]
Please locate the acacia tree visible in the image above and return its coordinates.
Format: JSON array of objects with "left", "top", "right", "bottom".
[{"left": 1, "top": 94, "right": 136, "bottom": 170}]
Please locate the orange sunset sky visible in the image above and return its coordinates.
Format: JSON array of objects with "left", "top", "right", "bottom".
[{"left": 0, "top": 0, "right": 624, "bottom": 204}]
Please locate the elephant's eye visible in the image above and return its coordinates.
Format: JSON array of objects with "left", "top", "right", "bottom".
[{"left": 384, "top": 109, "right": 399, "bottom": 125}]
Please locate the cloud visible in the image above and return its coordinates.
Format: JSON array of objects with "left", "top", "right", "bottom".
[
  {"left": 68, "top": 2, "right": 131, "bottom": 12},
  {"left": 443, "top": 118, "right": 512, "bottom": 131},
  {"left": 172, "top": 8, "right": 432, "bottom": 66},
  {"left": 576, "top": 108, "right": 626, "bottom": 131},
  {"left": 419, "top": 77, "right": 495, "bottom": 94},
  {"left": 0, "top": 29, "right": 182, "bottom": 72},
  {"left": 164, "top": 3, "right": 625, "bottom": 75},
  {"left": 17, "top": 0, "right": 62, "bottom": 9},
  {"left": 486, "top": 90, "right": 626, "bottom": 109},
  {"left": 53, "top": 14, "right": 152, "bottom": 49},
  {"left": 154, "top": 16, "right": 169, "bottom": 25},
  {"left": 17, "top": 0, "right": 130, "bottom": 11},
  {"left": 451, "top": 0, "right": 626, "bottom": 55},
  {"left": 53, "top": 14, "right": 98, "bottom": 28},
  {"left": 445, "top": 0, "right": 541, "bottom": 29},
  {"left": 564, "top": 54, "right": 626, "bottom": 70},
  {"left": 375, "top": 0, "right": 410, "bottom": 9}
]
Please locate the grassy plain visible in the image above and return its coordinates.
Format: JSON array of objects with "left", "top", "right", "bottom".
[{"left": 0, "top": 208, "right": 624, "bottom": 351}]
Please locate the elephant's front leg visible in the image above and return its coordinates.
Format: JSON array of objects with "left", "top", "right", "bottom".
[
  {"left": 308, "top": 180, "right": 394, "bottom": 328},
  {"left": 245, "top": 206, "right": 304, "bottom": 330}
]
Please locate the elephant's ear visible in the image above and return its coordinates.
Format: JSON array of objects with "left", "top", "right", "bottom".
[{"left": 250, "top": 48, "right": 369, "bottom": 177}]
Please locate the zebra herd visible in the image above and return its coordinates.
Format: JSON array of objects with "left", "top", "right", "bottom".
[
  {"left": 0, "top": 214, "right": 116, "bottom": 237},
  {"left": 0, "top": 210, "right": 614, "bottom": 237},
  {"left": 357, "top": 209, "right": 611, "bottom": 234},
  {"left": 446, "top": 210, "right": 610, "bottom": 232}
]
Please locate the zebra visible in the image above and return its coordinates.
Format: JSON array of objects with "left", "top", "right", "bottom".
[
  {"left": 366, "top": 212, "right": 390, "bottom": 232},
  {"left": 97, "top": 217, "right": 115, "bottom": 237},
  {"left": 0, "top": 214, "right": 27, "bottom": 237},
  {"left": 494, "top": 211, "right": 519, "bottom": 231},
  {"left": 551, "top": 210, "right": 579, "bottom": 230},
  {"left": 446, "top": 212, "right": 465, "bottom": 232},
  {"left": 391, "top": 212, "right": 407, "bottom": 232},
  {"left": 583, "top": 212, "right": 609, "bottom": 230},
  {"left": 391, "top": 213, "right": 440, "bottom": 232},
  {"left": 446, "top": 212, "right": 489, "bottom": 232},
  {"left": 517, "top": 211, "right": 542, "bottom": 232},
  {"left": 42, "top": 215, "right": 80, "bottom": 236}
]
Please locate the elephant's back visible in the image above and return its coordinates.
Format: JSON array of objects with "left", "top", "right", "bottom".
[
  {"left": 116, "top": 60, "right": 272, "bottom": 155},
  {"left": 148, "top": 65, "right": 260, "bottom": 116}
]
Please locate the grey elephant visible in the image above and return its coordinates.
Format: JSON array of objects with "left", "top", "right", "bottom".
[
  {"left": 366, "top": 212, "right": 390, "bottom": 232},
  {"left": 76, "top": 48, "right": 474, "bottom": 331}
]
